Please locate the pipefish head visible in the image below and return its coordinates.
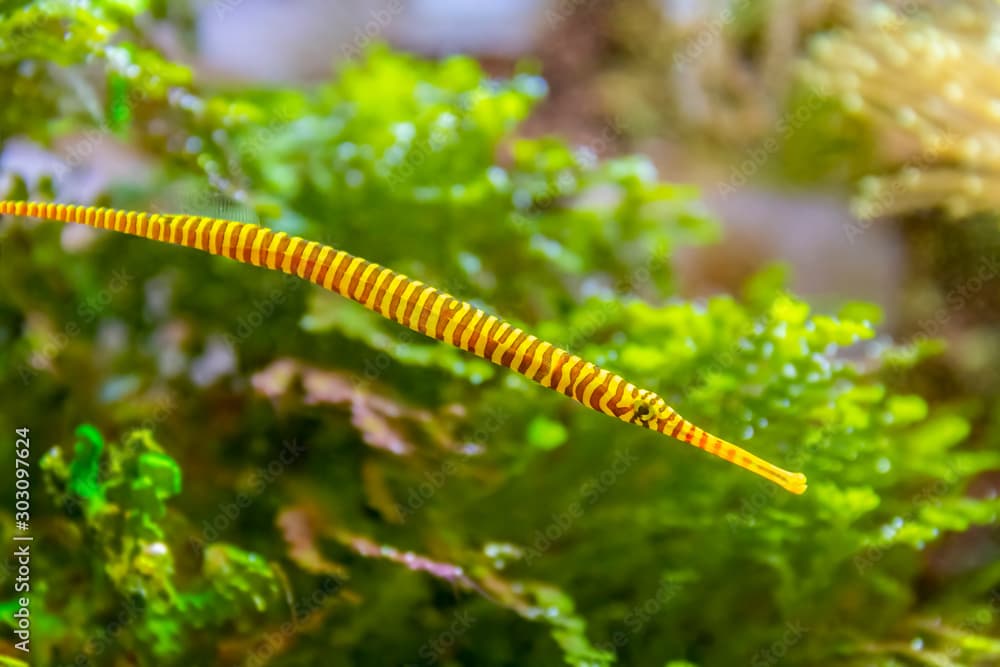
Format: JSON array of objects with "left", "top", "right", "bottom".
[
  {"left": 616, "top": 390, "right": 676, "bottom": 429},
  {"left": 616, "top": 388, "right": 808, "bottom": 495}
]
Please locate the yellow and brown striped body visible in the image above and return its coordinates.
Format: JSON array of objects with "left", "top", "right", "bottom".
[{"left": 0, "top": 200, "right": 807, "bottom": 494}]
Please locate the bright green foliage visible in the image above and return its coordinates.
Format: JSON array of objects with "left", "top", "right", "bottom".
[
  {"left": 0, "top": 2, "right": 998, "bottom": 666},
  {"left": 67, "top": 423, "right": 106, "bottom": 505},
  {"left": 30, "top": 426, "right": 283, "bottom": 662}
]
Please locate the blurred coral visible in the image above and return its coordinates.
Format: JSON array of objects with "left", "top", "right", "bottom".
[{"left": 799, "top": 1, "right": 1000, "bottom": 218}]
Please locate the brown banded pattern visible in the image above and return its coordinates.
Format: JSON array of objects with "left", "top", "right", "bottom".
[{"left": 0, "top": 199, "right": 807, "bottom": 494}]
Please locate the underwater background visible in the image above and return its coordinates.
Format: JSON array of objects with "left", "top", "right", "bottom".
[{"left": 1, "top": 1, "right": 999, "bottom": 665}]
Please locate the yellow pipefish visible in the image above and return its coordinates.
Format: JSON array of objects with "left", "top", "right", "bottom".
[{"left": 1, "top": 200, "right": 807, "bottom": 494}]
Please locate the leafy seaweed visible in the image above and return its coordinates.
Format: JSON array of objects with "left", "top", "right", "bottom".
[{"left": 0, "top": 2, "right": 997, "bottom": 666}]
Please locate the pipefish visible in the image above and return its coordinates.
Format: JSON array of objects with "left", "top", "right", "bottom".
[{"left": 1, "top": 200, "right": 807, "bottom": 494}]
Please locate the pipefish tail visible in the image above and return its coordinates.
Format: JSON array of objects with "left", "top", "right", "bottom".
[{"left": 1, "top": 200, "right": 807, "bottom": 494}]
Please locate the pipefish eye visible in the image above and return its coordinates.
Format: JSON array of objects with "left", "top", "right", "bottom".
[{"left": 633, "top": 399, "right": 653, "bottom": 422}]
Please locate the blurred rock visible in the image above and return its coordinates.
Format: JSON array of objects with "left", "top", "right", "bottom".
[
  {"left": 682, "top": 185, "right": 904, "bottom": 327},
  {"left": 392, "top": 0, "right": 544, "bottom": 56},
  {"left": 197, "top": 0, "right": 386, "bottom": 81},
  {"left": 196, "top": 0, "right": 546, "bottom": 82}
]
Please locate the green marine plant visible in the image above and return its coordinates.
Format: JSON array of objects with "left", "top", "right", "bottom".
[
  {"left": 1, "top": 2, "right": 999, "bottom": 666},
  {"left": 22, "top": 425, "right": 285, "bottom": 662}
]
